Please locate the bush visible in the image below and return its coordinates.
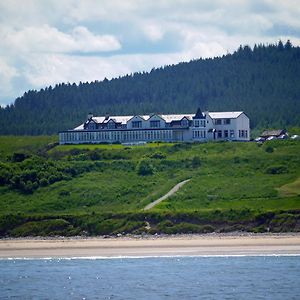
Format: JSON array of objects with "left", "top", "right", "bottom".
[
  {"left": 265, "top": 165, "right": 289, "bottom": 174},
  {"left": 11, "top": 152, "right": 29, "bottom": 162},
  {"left": 89, "top": 150, "right": 102, "bottom": 160},
  {"left": 148, "top": 152, "right": 166, "bottom": 159},
  {"left": 59, "top": 190, "right": 70, "bottom": 196},
  {"left": 233, "top": 156, "right": 240, "bottom": 164},
  {"left": 39, "top": 178, "right": 49, "bottom": 187},
  {"left": 136, "top": 159, "right": 154, "bottom": 176},
  {"left": 10, "top": 219, "right": 75, "bottom": 236},
  {"left": 0, "top": 168, "right": 12, "bottom": 185},
  {"left": 265, "top": 146, "right": 274, "bottom": 153},
  {"left": 191, "top": 156, "right": 201, "bottom": 168}
]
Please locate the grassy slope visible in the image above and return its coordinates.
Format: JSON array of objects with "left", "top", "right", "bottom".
[
  {"left": 0, "top": 136, "right": 57, "bottom": 157},
  {"left": 0, "top": 136, "right": 299, "bottom": 236},
  {"left": 156, "top": 141, "right": 300, "bottom": 212}
]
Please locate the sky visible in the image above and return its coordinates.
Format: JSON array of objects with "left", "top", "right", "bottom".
[{"left": 0, "top": 0, "right": 300, "bottom": 106}]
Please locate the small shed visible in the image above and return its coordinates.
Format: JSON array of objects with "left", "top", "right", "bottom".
[{"left": 260, "top": 129, "right": 287, "bottom": 139}]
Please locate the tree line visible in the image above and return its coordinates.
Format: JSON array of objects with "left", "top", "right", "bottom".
[{"left": 0, "top": 40, "right": 299, "bottom": 135}]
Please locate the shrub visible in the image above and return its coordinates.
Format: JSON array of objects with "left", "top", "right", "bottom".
[
  {"left": 39, "top": 178, "right": 49, "bottom": 187},
  {"left": 265, "top": 165, "right": 289, "bottom": 174},
  {"left": 136, "top": 159, "right": 154, "bottom": 176},
  {"left": 0, "top": 169, "right": 12, "bottom": 185},
  {"left": 191, "top": 156, "right": 201, "bottom": 168},
  {"left": 233, "top": 156, "right": 240, "bottom": 164},
  {"left": 11, "top": 152, "right": 29, "bottom": 162},
  {"left": 265, "top": 146, "right": 274, "bottom": 153},
  {"left": 59, "top": 190, "right": 70, "bottom": 196},
  {"left": 89, "top": 150, "right": 101, "bottom": 160},
  {"left": 148, "top": 152, "right": 166, "bottom": 159},
  {"left": 10, "top": 219, "right": 74, "bottom": 236}
]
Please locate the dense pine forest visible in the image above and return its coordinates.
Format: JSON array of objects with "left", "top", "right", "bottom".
[{"left": 0, "top": 41, "right": 299, "bottom": 135}]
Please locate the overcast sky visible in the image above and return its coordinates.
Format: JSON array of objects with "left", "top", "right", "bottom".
[{"left": 0, "top": 0, "right": 300, "bottom": 106}]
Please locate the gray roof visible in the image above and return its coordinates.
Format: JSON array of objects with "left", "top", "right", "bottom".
[
  {"left": 261, "top": 130, "right": 286, "bottom": 137},
  {"left": 74, "top": 111, "right": 245, "bottom": 130}
]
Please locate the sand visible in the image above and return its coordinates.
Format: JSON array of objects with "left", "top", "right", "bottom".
[{"left": 1, "top": 234, "right": 300, "bottom": 258}]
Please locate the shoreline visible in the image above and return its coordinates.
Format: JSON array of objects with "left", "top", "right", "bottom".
[{"left": 1, "top": 233, "right": 300, "bottom": 258}]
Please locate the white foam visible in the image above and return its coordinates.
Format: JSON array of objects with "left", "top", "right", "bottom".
[{"left": 1, "top": 254, "right": 300, "bottom": 260}]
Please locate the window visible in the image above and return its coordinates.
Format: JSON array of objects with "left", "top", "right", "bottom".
[
  {"left": 194, "top": 120, "right": 200, "bottom": 127},
  {"left": 132, "top": 121, "right": 142, "bottom": 128},
  {"left": 107, "top": 121, "right": 115, "bottom": 129},
  {"left": 88, "top": 122, "right": 96, "bottom": 130},
  {"left": 239, "top": 130, "right": 247, "bottom": 138},
  {"left": 200, "top": 120, "right": 206, "bottom": 127},
  {"left": 224, "top": 119, "right": 231, "bottom": 125},
  {"left": 215, "top": 119, "right": 222, "bottom": 125},
  {"left": 217, "top": 130, "right": 222, "bottom": 138},
  {"left": 150, "top": 120, "right": 160, "bottom": 128},
  {"left": 230, "top": 130, "right": 235, "bottom": 138},
  {"left": 181, "top": 119, "right": 188, "bottom": 127},
  {"left": 224, "top": 130, "right": 228, "bottom": 138}
]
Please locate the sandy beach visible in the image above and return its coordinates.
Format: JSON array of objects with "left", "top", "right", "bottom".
[{"left": 1, "top": 234, "right": 300, "bottom": 258}]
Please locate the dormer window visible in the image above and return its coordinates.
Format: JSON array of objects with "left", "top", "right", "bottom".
[
  {"left": 150, "top": 120, "right": 160, "bottom": 128},
  {"left": 107, "top": 120, "right": 116, "bottom": 129},
  {"left": 88, "top": 122, "right": 96, "bottom": 130},
  {"left": 181, "top": 118, "right": 189, "bottom": 127},
  {"left": 132, "top": 121, "right": 142, "bottom": 128}
]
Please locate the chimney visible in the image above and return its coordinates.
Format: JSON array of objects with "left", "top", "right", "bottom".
[{"left": 88, "top": 112, "right": 93, "bottom": 120}]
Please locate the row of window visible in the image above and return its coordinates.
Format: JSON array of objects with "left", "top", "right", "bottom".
[
  {"left": 194, "top": 120, "right": 206, "bottom": 128},
  {"left": 217, "top": 130, "right": 235, "bottom": 139},
  {"left": 193, "top": 130, "right": 206, "bottom": 139},
  {"left": 214, "top": 119, "right": 231, "bottom": 125},
  {"left": 215, "top": 129, "right": 248, "bottom": 139},
  {"left": 132, "top": 119, "right": 185, "bottom": 129},
  {"left": 60, "top": 130, "right": 174, "bottom": 142}
]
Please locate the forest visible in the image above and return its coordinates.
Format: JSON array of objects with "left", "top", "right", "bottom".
[{"left": 0, "top": 40, "right": 299, "bottom": 135}]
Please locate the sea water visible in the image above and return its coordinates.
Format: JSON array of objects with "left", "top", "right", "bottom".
[{"left": 1, "top": 256, "right": 300, "bottom": 299}]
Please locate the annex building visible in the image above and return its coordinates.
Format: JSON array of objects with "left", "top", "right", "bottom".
[{"left": 59, "top": 108, "right": 250, "bottom": 144}]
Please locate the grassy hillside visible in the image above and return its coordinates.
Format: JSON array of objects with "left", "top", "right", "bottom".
[{"left": 0, "top": 136, "right": 299, "bottom": 236}]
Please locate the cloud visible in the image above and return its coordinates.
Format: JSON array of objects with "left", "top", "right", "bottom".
[
  {"left": 141, "top": 23, "right": 165, "bottom": 42},
  {"left": 0, "top": 58, "right": 19, "bottom": 100},
  {"left": 0, "top": 0, "right": 300, "bottom": 106},
  {"left": 0, "top": 25, "right": 121, "bottom": 54}
]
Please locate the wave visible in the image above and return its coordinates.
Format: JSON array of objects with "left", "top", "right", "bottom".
[{"left": 1, "top": 253, "right": 300, "bottom": 260}]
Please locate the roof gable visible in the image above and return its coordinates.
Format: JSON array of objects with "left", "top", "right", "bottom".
[
  {"left": 147, "top": 114, "right": 166, "bottom": 122},
  {"left": 127, "top": 115, "right": 145, "bottom": 122},
  {"left": 193, "top": 107, "right": 205, "bottom": 119}
]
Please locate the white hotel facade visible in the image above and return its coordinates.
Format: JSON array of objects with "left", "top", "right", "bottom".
[{"left": 59, "top": 108, "right": 250, "bottom": 144}]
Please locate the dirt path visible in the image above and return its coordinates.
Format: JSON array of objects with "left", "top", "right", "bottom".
[{"left": 143, "top": 179, "right": 190, "bottom": 210}]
